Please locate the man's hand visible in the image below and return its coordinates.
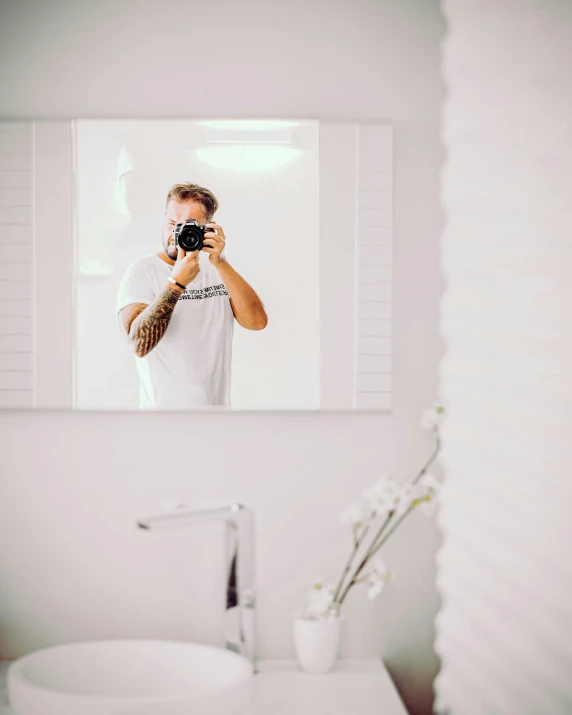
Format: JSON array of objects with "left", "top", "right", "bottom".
[
  {"left": 200, "top": 221, "right": 267, "bottom": 330},
  {"left": 202, "top": 222, "right": 226, "bottom": 264},
  {"left": 171, "top": 246, "right": 200, "bottom": 287}
]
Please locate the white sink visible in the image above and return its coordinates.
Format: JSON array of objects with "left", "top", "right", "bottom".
[{"left": 7, "top": 639, "right": 254, "bottom": 715}]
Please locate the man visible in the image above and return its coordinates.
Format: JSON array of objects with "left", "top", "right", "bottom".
[{"left": 116, "top": 182, "right": 268, "bottom": 409}]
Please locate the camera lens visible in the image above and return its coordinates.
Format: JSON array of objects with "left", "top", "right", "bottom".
[{"left": 176, "top": 221, "right": 203, "bottom": 252}]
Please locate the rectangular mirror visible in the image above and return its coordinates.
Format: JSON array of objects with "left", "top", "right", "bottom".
[{"left": 0, "top": 118, "right": 393, "bottom": 411}]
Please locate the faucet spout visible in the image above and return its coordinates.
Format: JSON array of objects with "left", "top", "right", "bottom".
[{"left": 137, "top": 503, "right": 257, "bottom": 672}]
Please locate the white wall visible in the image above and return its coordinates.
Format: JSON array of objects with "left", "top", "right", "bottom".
[{"left": 0, "top": 1, "right": 445, "bottom": 713}]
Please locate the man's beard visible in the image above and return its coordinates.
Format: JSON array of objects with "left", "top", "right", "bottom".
[{"left": 164, "top": 236, "right": 178, "bottom": 261}]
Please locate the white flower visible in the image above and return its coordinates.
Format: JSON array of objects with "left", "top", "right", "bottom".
[
  {"left": 416, "top": 472, "right": 443, "bottom": 517},
  {"left": 421, "top": 400, "right": 446, "bottom": 431},
  {"left": 418, "top": 472, "right": 442, "bottom": 492},
  {"left": 369, "top": 557, "right": 388, "bottom": 577},
  {"left": 362, "top": 474, "right": 400, "bottom": 515},
  {"left": 393, "top": 482, "right": 425, "bottom": 516},
  {"left": 305, "top": 580, "right": 337, "bottom": 619},
  {"left": 367, "top": 582, "right": 384, "bottom": 600},
  {"left": 365, "top": 558, "right": 393, "bottom": 600},
  {"left": 340, "top": 503, "right": 367, "bottom": 528}
]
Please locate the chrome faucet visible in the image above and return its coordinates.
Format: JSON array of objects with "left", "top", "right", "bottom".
[{"left": 136, "top": 503, "right": 257, "bottom": 673}]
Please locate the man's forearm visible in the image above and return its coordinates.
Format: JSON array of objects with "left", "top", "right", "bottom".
[
  {"left": 128, "top": 284, "right": 183, "bottom": 357},
  {"left": 213, "top": 259, "right": 267, "bottom": 330}
]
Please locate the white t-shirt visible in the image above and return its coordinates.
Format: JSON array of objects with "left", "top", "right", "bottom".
[{"left": 116, "top": 252, "right": 234, "bottom": 409}]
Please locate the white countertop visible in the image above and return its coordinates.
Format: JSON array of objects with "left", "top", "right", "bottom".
[
  {"left": 248, "top": 658, "right": 408, "bottom": 714},
  {"left": 0, "top": 657, "right": 408, "bottom": 715}
]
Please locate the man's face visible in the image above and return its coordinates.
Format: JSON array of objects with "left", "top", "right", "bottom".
[{"left": 162, "top": 199, "right": 209, "bottom": 261}]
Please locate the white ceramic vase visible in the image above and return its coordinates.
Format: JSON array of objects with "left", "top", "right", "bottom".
[{"left": 292, "top": 612, "right": 344, "bottom": 674}]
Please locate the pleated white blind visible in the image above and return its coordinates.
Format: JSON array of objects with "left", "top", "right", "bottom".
[
  {"left": 354, "top": 123, "right": 393, "bottom": 411},
  {"left": 0, "top": 121, "right": 34, "bottom": 408},
  {"left": 434, "top": 1, "right": 572, "bottom": 713}
]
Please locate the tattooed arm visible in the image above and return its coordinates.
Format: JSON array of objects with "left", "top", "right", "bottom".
[{"left": 118, "top": 282, "right": 184, "bottom": 357}]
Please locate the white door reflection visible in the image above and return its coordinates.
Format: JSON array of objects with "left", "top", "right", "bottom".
[{"left": 74, "top": 119, "right": 320, "bottom": 410}]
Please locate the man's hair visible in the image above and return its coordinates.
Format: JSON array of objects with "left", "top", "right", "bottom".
[{"left": 166, "top": 182, "right": 219, "bottom": 222}]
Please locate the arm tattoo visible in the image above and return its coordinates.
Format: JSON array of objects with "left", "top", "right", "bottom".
[{"left": 126, "top": 286, "right": 181, "bottom": 357}]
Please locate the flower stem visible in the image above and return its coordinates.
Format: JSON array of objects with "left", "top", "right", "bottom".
[
  {"left": 359, "top": 435, "right": 441, "bottom": 567},
  {"left": 331, "top": 510, "right": 392, "bottom": 605},
  {"left": 337, "top": 503, "right": 416, "bottom": 606},
  {"left": 357, "top": 511, "right": 394, "bottom": 571},
  {"left": 331, "top": 520, "right": 373, "bottom": 603},
  {"left": 412, "top": 434, "right": 441, "bottom": 486},
  {"left": 334, "top": 433, "right": 441, "bottom": 607}
]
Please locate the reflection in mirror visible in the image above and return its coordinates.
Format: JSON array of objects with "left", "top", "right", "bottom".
[
  {"left": 0, "top": 119, "right": 393, "bottom": 411},
  {"left": 75, "top": 119, "right": 319, "bottom": 411}
]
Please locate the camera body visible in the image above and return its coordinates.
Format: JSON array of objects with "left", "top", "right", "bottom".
[{"left": 173, "top": 219, "right": 216, "bottom": 253}]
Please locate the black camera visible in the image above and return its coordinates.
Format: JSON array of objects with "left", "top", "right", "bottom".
[{"left": 173, "top": 219, "right": 216, "bottom": 253}]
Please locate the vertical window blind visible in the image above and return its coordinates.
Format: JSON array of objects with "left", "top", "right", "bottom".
[
  {"left": 434, "top": 1, "right": 572, "bottom": 713},
  {"left": 0, "top": 121, "right": 34, "bottom": 408}
]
